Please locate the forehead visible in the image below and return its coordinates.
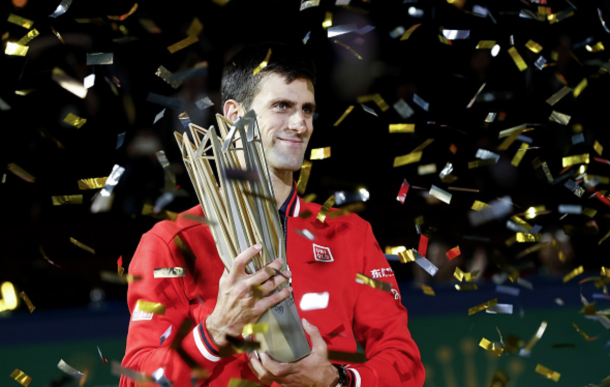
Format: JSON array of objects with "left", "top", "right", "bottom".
[{"left": 253, "top": 73, "right": 315, "bottom": 104}]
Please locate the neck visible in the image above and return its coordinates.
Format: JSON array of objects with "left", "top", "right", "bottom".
[{"left": 270, "top": 168, "right": 293, "bottom": 208}]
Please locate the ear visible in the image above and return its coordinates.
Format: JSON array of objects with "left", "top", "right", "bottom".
[{"left": 223, "top": 99, "right": 242, "bottom": 122}]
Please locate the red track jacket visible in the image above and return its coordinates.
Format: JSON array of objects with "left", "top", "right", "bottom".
[{"left": 121, "top": 193, "right": 425, "bottom": 387}]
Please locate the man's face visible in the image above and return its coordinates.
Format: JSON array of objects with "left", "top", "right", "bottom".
[{"left": 248, "top": 73, "right": 316, "bottom": 175}]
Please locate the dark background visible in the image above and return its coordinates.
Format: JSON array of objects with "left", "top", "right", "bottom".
[{"left": 1, "top": 0, "right": 609, "bottom": 311}]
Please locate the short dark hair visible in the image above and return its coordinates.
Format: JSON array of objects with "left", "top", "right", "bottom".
[{"left": 221, "top": 42, "right": 317, "bottom": 109}]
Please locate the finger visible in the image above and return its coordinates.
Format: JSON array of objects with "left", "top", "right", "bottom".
[
  {"left": 249, "top": 352, "right": 271, "bottom": 380},
  {"left": 256, "top": 286, "right": 292, "bottom": 313},
  {"left": 302, "top": 318, "right": 328, "bottom": 353},
  {"left": 231, "top": 244, "right": 263, "bottom": 278},
  {"left": 249, "top": 257, "right": 285, "bottom": 285},
  {"left": 260, "top": 352, "right": 290, "bottom": 377},
  {"left": 259, "top": 270, "right": 290, "bottom": 296}
]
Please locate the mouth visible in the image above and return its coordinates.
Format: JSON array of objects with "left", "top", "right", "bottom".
[{"left": 277, "top": 138, "right": 303, "bottom": 145}]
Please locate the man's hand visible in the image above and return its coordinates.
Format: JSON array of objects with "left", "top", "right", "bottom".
[
  {"left": 207, "top": 243, "right": 292, "bottom": 347},
  {"left": 248, "top": 319, "right": 340, "bottom": 387}
]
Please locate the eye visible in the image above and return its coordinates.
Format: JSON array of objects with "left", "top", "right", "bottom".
[
  {"left": 274, "top": 102, "right": 287, "bottom": 110},
  {"left": 303, "top": 106, "right": 313, "bottom": 115}
]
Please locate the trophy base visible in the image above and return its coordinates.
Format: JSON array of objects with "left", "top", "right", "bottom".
[{"left": 255, "top": 294, "right": 311, "bottom": 363}]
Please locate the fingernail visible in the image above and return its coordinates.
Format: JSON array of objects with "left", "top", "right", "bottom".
[
  {"left": 288, "top": 286, "right": 293, "bottom": 293},
  {"left": 303, "top": 318, "right": 310, "bottom": 326},
  {"left": 277, "top": 258, "right": 284, "bottom": 265},
  {"left": 253, "top": 243, "right": 262, "bottom": 250},
  {"left": 284, "top": 270, "right": 292, "bottom": 277}
]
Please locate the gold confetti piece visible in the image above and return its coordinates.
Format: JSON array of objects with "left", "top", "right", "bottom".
[
  {"left": 541, "top": 162, "right": 554, "bottom": 182},
  {"left": 573, "top": 78, "right": 588, "bottom": 98},
  {"left": 10, "top": 369, "right": 31, "bottom": 387},
  {"left": 0, "top": 282, "right": 19, "bottom": 312},
  {"left": 582, "top": 208, "right": 597, "bottom": 218},
  {"left": 357, "top": 93, "right": 389, "bottom": 112},
  {"left": 334, "top": 105, "right": 354, "bottom": 126},
  {"left": 393, "top": 151, "right": 422, "bottom": 167},
  {"left": 242, "top": 323, "right": 269, "bottom": 335},
  {"left": 446, "top": 246, "right": 461, "bottom": 260},
  {"left": 296, "top": 161, "right": 311, "bottom": 195},
  {"left": 573, "top": 323, "right": 596, "bottom": 341},
  {"left": 100, "top": 271, "right": 141, "bottom": 284},
  {"left": 418, "top": 285, "right": 435, "bottom": 296},
  {"left": 489, "top": 369, "right": 509, "bottom": 387},
  {"left": 498, "top": 130, "right": 530, "bottom": 151},
  {"left": 466, "top": 83, "right": 486, "bottom": 108},
  {"left": 454, "top": 267, "right": 465, "bottom": 282},
  {"left": 468, "top": 158, "right": 496, "bottom": 169},
  {"left": 385, "top": 246, "right": 406, "bottom": 255},
  {"left": 544, "top": 85, "right": 573, "bottom": 104},
  {"left": 63, "top": 113, "right": 87, "bottom": 128},
  {"left": 562, "top": 154, "right": 589, "bottom": 167},
  {"left": 7, "top": 163, "right": 35, "bottom": 183},
  {"left": 108, "top": 3, "right": 138, "bottom": 21},
  {"left": 322, "top": 11, "right": 332, "bottom": 28},
  {"left": 355, "top": 273, "right": 392, "bottom": 292},
  {"left": 52, "top": 195, "right": 83, "bottom": 205},
  {"left": 525, "top": 39, "right": 543, "bottom": 53},
  {"left": 8, "top": 14, "right": 34, "bottom": 29},
  {"left": 464, "top": 270, "right": 480, "bottom": 282},
  {"left": 524, "top": 205, "right": 546, "bottom": 219},
  {"left": 472, "top": 200, "right": 490, "bottom": 211},
  {"left": 507, "top": 47, "right": 527, "bottom": 71},
  {"left": 398, "top": 250, "right": 415, "bottom": 263},
  {"left": 468, "top": 298, "right": 498, "bottom": 315},
  {"left": 438, "top": 34, "right": 452, "bottom": 45},
  {"left": 511, "top": 215, "right": 533, "bottom": 230},
  {"left": 316, "top": 195, "right": 335, "bottom": 223},
  {"left": 228, "top": 378, "right": 261, "bottom": 387},
  {"left": 16, "top": 29, "right": 39, "bottom": 46},
  {"left": 135, "top": 299, "right": 166, "bottom": 315},
  {"left": 332, "top": 39, "right": 362, "bottom": 59},
  {"left": 535, "top": 364, "right": 561, "bottom": 382},
  {"left": 153, "top": 267, "right": 185, "bottom": 278},
  {"left": 5, "top": 42, "right": 28, "bottom": 56},
  {"left": 253, "top": 48, "right": 272, "bottom": 75},
  {"left": 476, "top": 40, "right": 496, "bottom": 49},
  {"left": 417, "top": 163, "right": 436, "bottom": 175},
  {"left": 516, "top": 232, "right": 541, "bottom": 242},
  {"left": 142, "top": 203, "right": 178, "bottom": 221},
  {"left": 586, "top": 41, "right": 605, "bottom": 52},
  {"left": 511, "top": 142, "right": 529, "bottom": 167},
  {"left": 550, "top": 111, "right": 571, "bottom": 125},
  {"left": 310, "top": 147, "right": 331, "bottom": 160},
  {"left": 70, "top": 237, "right": 95, "bottom": 254},
  {"left": 400, "top": 24, "right": 421, "bottom": 40},
  {"left": 389, "top": 124, "right": 415, "bottom": 133},
  {"left": 78, "top": 177, "right": 107, "bottom": 190},
  {"left": 50, "top": 26, "right": 65, "bottom": 44},
  {"left": 167, "top": 35, "right": 198, "bottom": 54},
  {"left": 563, "top": 266, "right": 584, "bottom": 283},
  {"left": 479, "top": 337, "right": 504, "bottom": 356},
  {"left": 429, "top": 185, "right": 452, "bottom": 204},
  {"left": 187, "top": 17, "right": 203, "bottom": 36},
  {"left": 594, "top": 140, "right": 603, "bottom": 156},
  {"left": 447, "top": 186, "right": 477, "bottom": 193},
  {"left": 600, "top": 231, "right": 610, "bottom": 246},
  {"left": 603, "top": 267, "right": 610, "bottom": 277},
  {"left": 52, "top": 68, "right": 87, "bottom": 99},
  {"left": 456, "top": 284, "right": 478, "bottom": 291},
  {"left": 516, "top": 242, "right": 549, "bottom": 259}
]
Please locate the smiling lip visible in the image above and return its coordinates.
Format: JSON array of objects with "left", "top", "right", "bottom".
[{"left": 277, "top": 138, "right": 303, "bottom": 144}]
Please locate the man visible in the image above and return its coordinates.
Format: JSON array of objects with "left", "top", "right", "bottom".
[{"left": 121, "top": 42, "right": 425, "bottom": 387}]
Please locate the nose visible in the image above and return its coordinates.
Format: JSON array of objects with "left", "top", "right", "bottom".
[{"left": 288, "top": 110, "right": 308, "bottom": 134}]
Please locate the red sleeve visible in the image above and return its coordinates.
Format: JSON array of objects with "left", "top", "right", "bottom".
[
  {"left": 120, "top": 232, "right": 222, "bottom": 387},
  {"left": 348, "top": 223, "right": 425, "bottom": 387}
]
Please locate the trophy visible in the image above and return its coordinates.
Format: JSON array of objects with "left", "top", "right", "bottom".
[{"left": 174, "top": 110, "right": 311, "bottom": 363}]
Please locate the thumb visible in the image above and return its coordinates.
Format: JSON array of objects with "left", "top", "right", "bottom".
[{"left": 302, "top": 318, "right": 327, "bottom": 352}]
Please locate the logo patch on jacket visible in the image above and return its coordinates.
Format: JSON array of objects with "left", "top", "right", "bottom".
[
  {"left": 313, "top": 244, "right": 334, "bottom": 262},
  {"left": 132, "top": 310, "right": 154, "bottom": 321}
]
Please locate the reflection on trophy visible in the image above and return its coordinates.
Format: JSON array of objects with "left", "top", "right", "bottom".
[{"left": 174, "top": 110, "right": 311, "bottom": 363}]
